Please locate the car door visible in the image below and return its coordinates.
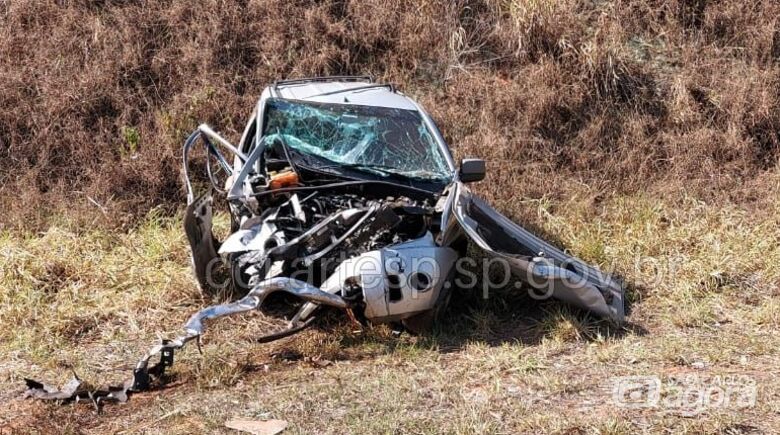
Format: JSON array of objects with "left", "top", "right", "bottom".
[{"left": 448, "top": 182, "right": 625, "bottom": 323}]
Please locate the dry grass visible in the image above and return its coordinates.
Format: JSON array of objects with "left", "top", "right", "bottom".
[
  {"left": 1, "top": 0, "right": 780, "bottom": 433},
  {"left": 1, "top": 184, "right": 779, "bottom": 433},
  {"left": 0, "top": 0, "right": 778, "bottom": 228}
]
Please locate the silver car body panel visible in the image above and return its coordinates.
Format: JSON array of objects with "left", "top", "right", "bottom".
[{"left": 450, "top": 182, "right": 625, "bottom": 322}]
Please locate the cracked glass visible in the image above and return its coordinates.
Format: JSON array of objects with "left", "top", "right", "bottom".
[{"left": 262, "top": 98, "right": 451, "bottom": 181}]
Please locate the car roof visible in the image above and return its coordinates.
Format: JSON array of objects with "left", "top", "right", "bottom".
[{"left": 271, "top": 79, "right": 418, "bottom": 110}]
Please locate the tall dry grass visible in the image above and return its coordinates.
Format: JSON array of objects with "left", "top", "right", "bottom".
[{"left": 0, "top": 0, "right": 778, "bottom": 229}]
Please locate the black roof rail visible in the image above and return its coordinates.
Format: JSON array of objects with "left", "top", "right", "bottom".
[
  {"left": 273, "top": 76, "right": 374, "bottom": 88},
  {"left": 309, "top": 83, "right": 395, "bottom": 98}
]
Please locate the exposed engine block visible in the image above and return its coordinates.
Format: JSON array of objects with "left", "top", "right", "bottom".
[{"left": 218, "top": 191, "right": 451, "bottom": 322}]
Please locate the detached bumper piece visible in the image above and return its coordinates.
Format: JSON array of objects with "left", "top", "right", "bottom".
[{"left": 24, "top": 278, "right": 350, "bottom": 408}]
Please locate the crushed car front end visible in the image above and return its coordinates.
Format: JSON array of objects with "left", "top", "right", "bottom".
[{"left": 25, "top": 76, "right": 624, "bottom": 405}]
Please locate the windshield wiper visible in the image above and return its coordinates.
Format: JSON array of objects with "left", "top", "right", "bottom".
[
  {"left": 317, "top": 162, "right": 430, "bottom": 180},
  {"left": 317, "top": 162, "right": 395, "bottom": 173},
  {"left": 319, "top": 163, "right": 450, "bottom": 182}
]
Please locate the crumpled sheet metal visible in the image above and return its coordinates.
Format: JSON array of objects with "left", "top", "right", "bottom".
[
  {"left": 24, "top": 277, "right": 349, "bottom": 407},
  {"left": 24, "top": 377, "right": 83, "bottom": 401},
  {"left": 23, "top": 375, "right": 135, "bottom": 409}
]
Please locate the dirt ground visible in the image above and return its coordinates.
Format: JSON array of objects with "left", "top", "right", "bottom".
[{"left": 1, "top": 0, "right": 779, "bottom": 433}]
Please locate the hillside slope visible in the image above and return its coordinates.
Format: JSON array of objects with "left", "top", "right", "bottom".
[
  {"left": 1, "top": 0, "right": 778, "bottom": 226},
  {"left": 1, "top": 1, "right": 779, "bottom": 433}
]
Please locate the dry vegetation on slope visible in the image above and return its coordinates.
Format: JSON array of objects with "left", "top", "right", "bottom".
[
  {"left": 1, "top": 0, "right": 779, "bottom": 433},
  {"left": 1, "top": 0, "right": 778, "bottom": 226}
]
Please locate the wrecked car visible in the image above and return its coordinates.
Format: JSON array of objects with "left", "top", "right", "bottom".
[{"left": 25, "top": 76, "right": 624, "bottom": 404}]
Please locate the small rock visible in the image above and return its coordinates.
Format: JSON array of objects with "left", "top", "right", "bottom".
[
  {"left": 691, "top": 361, "right": 707, "bottom": 369},
  {"left": 224, "top": 418, "right": 288, "bottom": 435}
]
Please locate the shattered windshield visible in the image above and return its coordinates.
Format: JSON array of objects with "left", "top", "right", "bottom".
[{"left": 261, "top": 98, "right": 452, "bottom": 181}]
